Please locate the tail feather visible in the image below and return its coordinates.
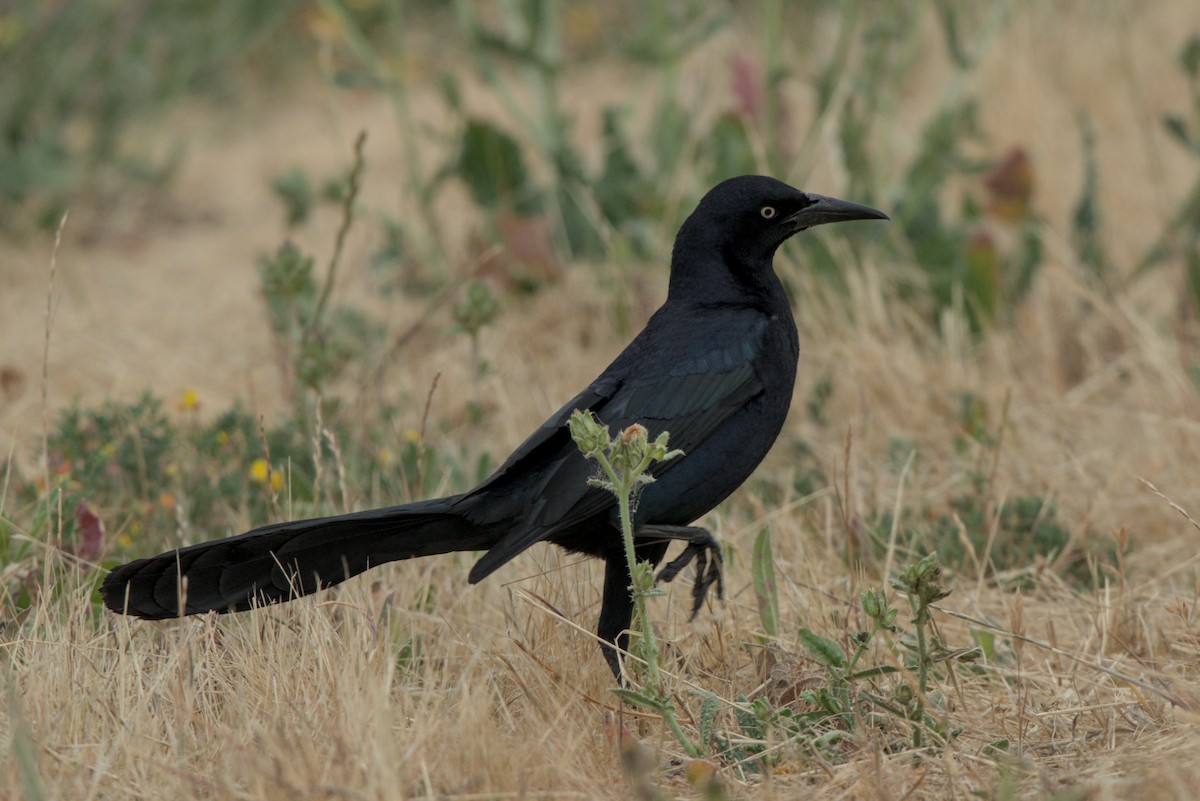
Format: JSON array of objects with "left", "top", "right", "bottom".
[{"left": 101, "top": 498, "right": 495, "bottom": 620}]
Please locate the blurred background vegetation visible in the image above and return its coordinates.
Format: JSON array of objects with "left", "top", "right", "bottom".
[{"left": 5, "top": 0, "right": 1195, "bottom": 308}]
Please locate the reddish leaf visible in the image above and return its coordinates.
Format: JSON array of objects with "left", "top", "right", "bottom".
[
  {"left": 730, "top": 54, "right": 764, "bottom": 124},
  {"left": 71, "top": 501, "right": 106, "bottom": 563},
  {"left": 984, "top": 148, "right": 1035, "bottom": 222}
]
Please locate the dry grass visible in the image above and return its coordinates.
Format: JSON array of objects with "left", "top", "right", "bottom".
[{"left": 5, "top": 2, "right": 1200, "bottom": 799}]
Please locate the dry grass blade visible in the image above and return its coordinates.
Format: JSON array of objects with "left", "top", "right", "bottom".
[
  {"left": 1137, "top": 477, "right": 1200, "bottom": 534},
  {"left": 930, "top": 603, "right": 1192, "bottom": 709},
  {"left": 39, "top": 213, "right": 67, "bottom": 508}
]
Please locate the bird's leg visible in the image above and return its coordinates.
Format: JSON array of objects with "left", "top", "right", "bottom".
[
  {"left": 598, "top": 552, "right": 635, "bottom": 680},
  {"left": 635, "top": 524, "right": 725, "bottom": 620},
  {"left": 597, "top": 543, "right": 668, "bottom": 682}
]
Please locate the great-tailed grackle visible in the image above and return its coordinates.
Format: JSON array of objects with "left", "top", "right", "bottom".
[{"left": 101, "top": 175, "right": 887, "bottom": 677}]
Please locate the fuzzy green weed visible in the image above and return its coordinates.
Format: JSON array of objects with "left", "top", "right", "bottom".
[
  {"left": 733, "top": 541, "right": 977, "bottom": 770},
  {"left": 568, "top": 409, "right": 700, "bottom": 758}
]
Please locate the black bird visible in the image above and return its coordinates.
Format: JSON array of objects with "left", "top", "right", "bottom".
[{"left": 101, "top": 176, "right": 886, "bottom": 677}]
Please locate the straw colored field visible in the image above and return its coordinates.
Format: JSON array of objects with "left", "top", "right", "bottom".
[{"left": 3, "top": 2, "right": 1200, "bottom": 799}]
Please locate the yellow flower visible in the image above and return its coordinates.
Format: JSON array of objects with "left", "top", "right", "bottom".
[
  {"left": 216, "top": 430, "right": 229, "bottom": 445},
  {"left": 250, "top": 459, "right": 284, "bottom": 491},
  {"left": 402, "top": 429, "right": 421, "bottom": 445},
  {"left": 178, "top": 389, "right": 200, "bottom": 412},
  {"left": 249, "top": 458, "right": 270, "bottom": 483},
  {"left": 377, "top": 447, "right": 394, "bottom": 466}
]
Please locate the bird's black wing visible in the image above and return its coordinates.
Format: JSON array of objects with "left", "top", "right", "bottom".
[
  {"left": 467, "top": 317, "right": 768, "bottom": 581},
  {"left": 462, "top": 377, "right": 624, "bottom": 498}
]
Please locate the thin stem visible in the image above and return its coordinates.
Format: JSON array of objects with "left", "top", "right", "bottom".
[
  {"left": 845, "top": 626, "right": 876, "bottom": 675},
  {"left": 912, "top": 602, "right": 929, "bottom": 749},
  {"left": 313, "top": 131, "right": 366, "bottom": 328},
  {"left": 588, "top": 424, "right": 698, "bottom": 757}
]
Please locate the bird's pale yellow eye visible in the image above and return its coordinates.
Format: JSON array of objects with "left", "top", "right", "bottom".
[{"left": 760, "top": 206, "right": 776, "bottom": 219}]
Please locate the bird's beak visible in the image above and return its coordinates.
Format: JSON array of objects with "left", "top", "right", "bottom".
[{"left": 786, "top": 193, "right": 889, "bottom": 231}]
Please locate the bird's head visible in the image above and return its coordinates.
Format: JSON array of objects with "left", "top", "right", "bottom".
[{"left": 671, "top": 175, "right": 887, "bottom": 299}]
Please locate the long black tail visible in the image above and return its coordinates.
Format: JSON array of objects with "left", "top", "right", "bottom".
[{"left": 101, "top": 496, "right": 496, "bottom": 619}]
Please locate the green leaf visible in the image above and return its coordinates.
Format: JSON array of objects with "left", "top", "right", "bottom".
[
  {"left": 1180, "top": 34, "right": 1200, "bottom": 79},
  {"left": 452, "top": 281, "right": 499, "bottom": 335},
  {"left": 970, "top": 628, "right": 996, "bottom": 661},
  {"left": 611, "top": 687, "right": 668, "bottom": 714},
  {"left": 1072, "top": 114, "right": 1107, "bottom": 279},
  {"left": 438, "top": 73, "right": 462, "bottom": 112},
  {"left": 697, "top": 692, "right": 720, "bottom": 746},
  {"left": 1164, "top": 115, "right": 1200, "bottom": 155},
  {"left": 849, "top": 665, "right": 900, "bottom": 680},
  {"left": 271, "top": 167, "right": 314, "bottom": 228},
  {"left": 593, "top": 107, "right": 657, "bottom": 238},
  {"left": 807, "top": 687, "right": 844, "bottom": 716},
  {"left": 798, "top": 628, "right": 847, "bottom": 669},
  {"left": 752, "top": 529, "right": 780, "bottom": 638},
  {"left": 982, "top": 738, "right": 1010, "bottom": 758},
  {"left": 706, "top": 113, "right": 758, "bottom": 184},
  {"left": 813, "top": 729, "right": 854, "bottom": 750},
  {"left": 650, "top": 100, "right": 692, "bottom": 176},
  {"left": 455, "top": 119, "right": 534, "bottom": 211},
  {"left": 734, "top": 695, "right": 766, "bottom": 742}
]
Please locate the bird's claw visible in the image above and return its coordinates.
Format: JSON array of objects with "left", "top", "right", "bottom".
[{"left": 655, "top": 537, "right": 724, "bottom": 619}]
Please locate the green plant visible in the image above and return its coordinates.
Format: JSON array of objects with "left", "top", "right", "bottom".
[
  {"left": 447, "top": 0, "right": 720, "bottom": 260},
  {"left": 751, "top": 529, "right": 780, "bottom": 640},
  {"left": 0, "top": 2, "right": 303, "bottom": 231},
  {"left": 452, "top": 280, "right": 500, "bottom": 410},
  {"left": 568, "top": 409, "right": 700, "bottom": 758},
  {"left": 313, "top": 0, "right": 733, "bottom": 272},
  {"left": 6, "top": 384, "right": 499, "bottom": 616},
  {"left": 706, "top": 545, "right": 975, "bottom": 772},
  {"left": 306, "top": 0, "right": 1070, "bottom": 340},
  {"left": 44, "top": 392, "right": 175, "bottom": 506},
  {"left": 272, "top": 167, "right": 317, "bottom": 229},
  {"left": 889, "top": 552, "right": 954, "bottom": 748},
  {"left": 1136, "top": 34, "right": 1200, "bottom": 324},
  {"left": 259, "top": 135, "right": 385, "bottom": 409},
  {"left": 872, "top": 394, "right": 1111, "bottom": 589},
  {"left": 1071, "top": 116, "right": 1109, "bottom": 283},
  {"left": 271, "top": 165, "right": 353, "bottom": 230},
  {"left": 824, "top": 3, "right": 1033, "bottom": 330}
]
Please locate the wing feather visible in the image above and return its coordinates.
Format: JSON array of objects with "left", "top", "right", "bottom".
[{"left": 467, "top": 319, "right": 769, "bottom": 582}]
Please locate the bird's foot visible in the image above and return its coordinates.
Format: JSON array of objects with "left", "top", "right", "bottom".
[{"left": 636, "top": 525, "right": 724, "bottom": 619}]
